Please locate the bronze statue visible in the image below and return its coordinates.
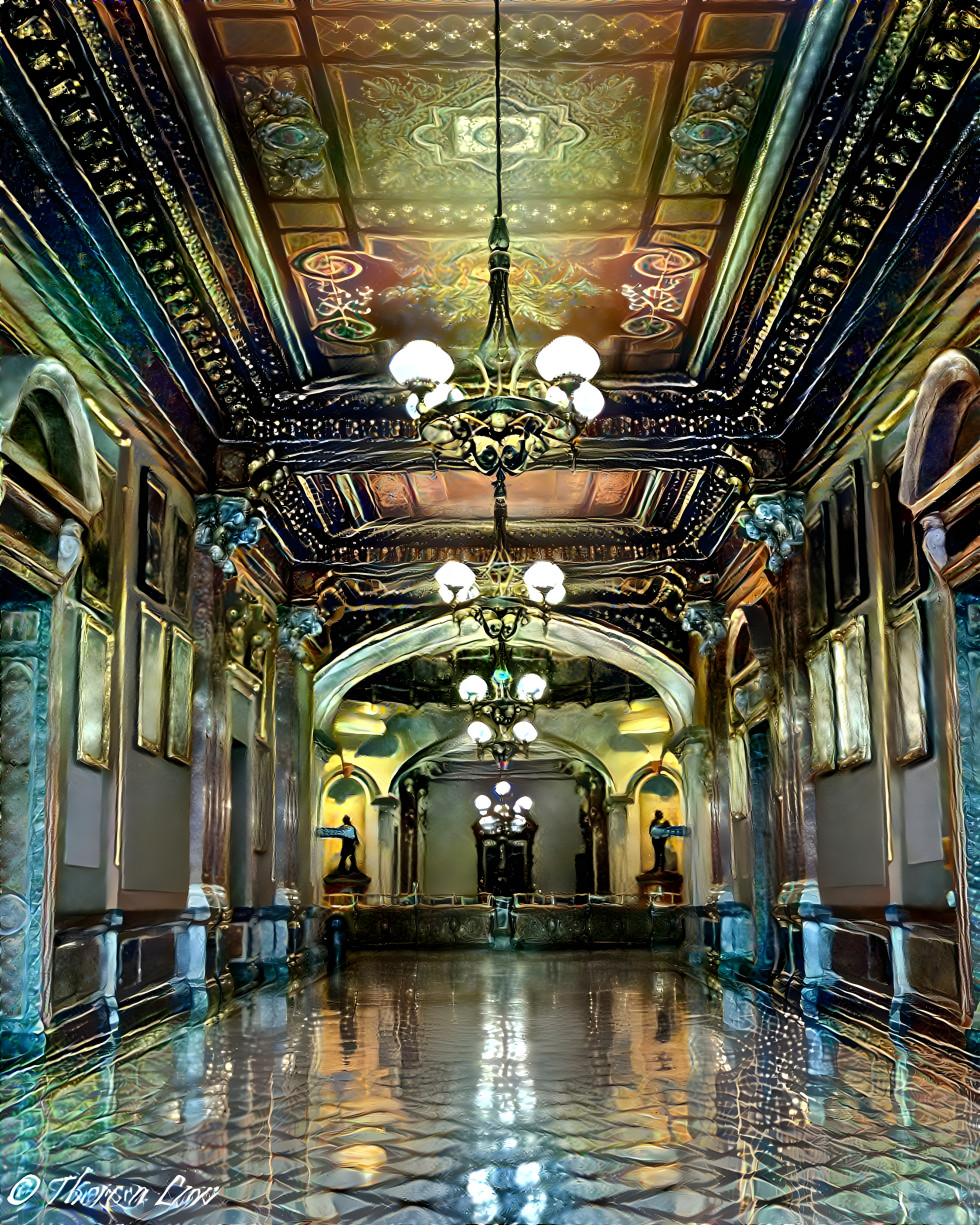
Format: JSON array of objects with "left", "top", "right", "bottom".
[{"left": 649, "top": 810, "right": 673, "bottom": 873}]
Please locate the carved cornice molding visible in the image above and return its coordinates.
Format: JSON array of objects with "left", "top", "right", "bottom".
[
  {"left": 0, "top": 0, "right": 266, "bottom": 422},
  {"left": 737, "top": 0, "right": 980, "bottom": 422}
]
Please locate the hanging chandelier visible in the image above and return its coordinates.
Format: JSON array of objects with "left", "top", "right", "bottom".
[
  {"left": 387, "top": 0, "right": 604, "bottom": 479},
  {"left": 457, "top": 642, "right": 547, "bottom": 764},
  {"left": 474, "top": 781, "right": 534, "bottom": 834}
]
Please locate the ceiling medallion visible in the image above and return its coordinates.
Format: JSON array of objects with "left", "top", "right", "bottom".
[
  {"left": 412, "top": 93, "right": 586, "bottom": 175},
  {"left": 388, "top": 0, "right": 605, "bottom": 481}
]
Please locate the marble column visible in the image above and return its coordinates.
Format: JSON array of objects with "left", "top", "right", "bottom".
[
  {"left": 373, "top": 795, "right": 400, "bottom": 897},
  {"left": 606, "top": 794, "right": 634, "bottom": 896}
]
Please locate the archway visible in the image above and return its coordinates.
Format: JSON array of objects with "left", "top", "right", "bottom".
[
  {"left": 900, "top": 349, "right": 980, "bottom": 1021},
  {"left": 0, "top": 355, "right": 102, "bottom": 519},
  {"left": 313, "top": 612, "right": 695, "bottom": 735},
  {"left": 311, "top": 616, "right": 695, "bottom": 903}
]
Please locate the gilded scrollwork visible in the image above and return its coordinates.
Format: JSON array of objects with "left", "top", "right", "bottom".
[
  {"left": 665, "top": 62, "right": 767, "bottom": 196},
  {"left": 229, "top": 68, "right": 332, "bottom": 198}
]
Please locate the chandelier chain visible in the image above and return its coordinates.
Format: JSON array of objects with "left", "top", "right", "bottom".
[{"left": 495, "top": 0, "right": 503, "bottom": 220}]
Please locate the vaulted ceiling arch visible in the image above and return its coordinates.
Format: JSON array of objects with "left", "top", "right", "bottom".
[{"left": 313, "top": 610, "right": 695, "bottom": 735}]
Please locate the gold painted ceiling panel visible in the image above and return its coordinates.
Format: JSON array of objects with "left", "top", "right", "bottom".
[{"left": 187, "top": 0, "right": 807, "bottom": 373}]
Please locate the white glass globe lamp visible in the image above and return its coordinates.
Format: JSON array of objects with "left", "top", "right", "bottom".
[
  {"left": 390, "top": 340, "right": 454, "bottom": 387},
  {"left": 513, "top": 795, "right": 533, "bottom": 812},
  {"left": 467, "top": 720, "right": 493, "bottom": 745},
  {"left": 512, "top": 720, "right": 537, "bottom": 744},
  {"left": 435, "top": 560, "right": 478, "bottom": 603},
  {"left": 493, "top": 780, "right": 512, "bottom": 797},
  {"left": 544, "top": 384, "right": 570, "bottom": 409},
  {"left": 516, "top": 673, "right": 547, "bottom": 702},
  {"left": 459, "top": 674, "right": 489, "bottom": 703},
  {"left": 534, "top": 335, "right": 600, "bottom": 383},
  {"left": 474, "top": 794, "right": 492, "bottom": 813},
  {"left": 523, "top": 560, "right": 565, "bottom": 605},
  {"left": 570, "top": 381, "right": 604, "bottom": 421}
]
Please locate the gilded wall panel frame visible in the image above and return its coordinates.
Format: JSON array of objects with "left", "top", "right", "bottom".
[
  {"left": 167, "top": 626, "right": 194, "bottom": 765},
  {"left": 138, "top": 603, "right": 167, "bottom": 755},
  {"left": 139, "top": 471, "right": 167, "bottom": 601},
  {"left": 888, "top": 603, "right": 929, "bottom": 765},
  {"left": 806, "top": 638, "right": 836, "bottom": 776},
  {"left": 77, "top": 613, "right": 112, "bottom": 769},
  {"left": 831, "top": 617, "right": 872, "bottom": 769},
  {"left": 831, "top": 462, "right": 868, "bottom": 615}
]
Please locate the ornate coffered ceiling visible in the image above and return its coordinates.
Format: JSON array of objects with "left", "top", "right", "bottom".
[
  {"left": 184, "top": 0, "right": 804, "bottom": 376},
  {"left": 4, "top": 0, "right": 980, "bottom": 648}
]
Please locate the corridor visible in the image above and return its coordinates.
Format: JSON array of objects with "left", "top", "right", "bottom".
[{"left": 3, "top": 951, "right": 980, "bottom": 1225}]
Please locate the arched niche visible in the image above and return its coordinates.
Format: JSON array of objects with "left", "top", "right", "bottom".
[
  {"left": 315, "top": 767, "right": 377, "bottom": 883},
  {"left": 0, "top": 356, "right": 102, "bottom": 519},
  {"left": 900, "top": 349, "right": 980, "bottom": 517},
  {"left": 313, "top": 611, "right": 695, "bottom": 737}
]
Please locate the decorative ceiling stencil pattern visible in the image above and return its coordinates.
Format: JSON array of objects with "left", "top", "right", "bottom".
[{"left": 186, "top": 0, "right": 804, "bottom": 374}]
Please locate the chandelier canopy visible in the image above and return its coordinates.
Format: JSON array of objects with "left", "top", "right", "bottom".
[{"left": 387, "top": 0, "right": 604, "bottom": 479}]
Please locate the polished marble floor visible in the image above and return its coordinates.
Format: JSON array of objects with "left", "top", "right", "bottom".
[{"left": 4, "top": 950, "right": 980, "bottom": 1224}]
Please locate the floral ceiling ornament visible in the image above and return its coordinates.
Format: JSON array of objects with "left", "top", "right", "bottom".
[
  {"left": 667, "top": 62, "right": 767, "bottom": 195},
  {"left": 681, "top": 600, "right": 727, "bottom": 656},
  {"left": 229, "top": 68, "right": 332, "bottom": 197},
  {"left": 195, "top": 495, "right": 264, "bottom": 577},
  {"left": 277, "top": 606, "right": 326, "bottom": 660},
  {"left": 385, "top": 0, "right": 607, "bottom": 484},
  {"left": 738, "top": 492, "right": 806, "bottom": 574}
]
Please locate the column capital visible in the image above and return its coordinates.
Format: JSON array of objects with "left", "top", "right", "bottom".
[
  {"left": 607, "top": 793, "right": 634, "bottom": 808},
  {"left": 681, "top": 600, "right": 727, "bottom": 655},
  {"left": 277, "top": 605, "right": 325, "bottom": 660},
  {"left": 372, "top": 794, "right": 400, "bottom": 814},
  {"left": 194, "top": 494, "right": 264, "bottom": 577},
  {"left": 738, "top": 491, "right": 805, "bottom": 574},
  {"left": 667, "top": 724, "right": 712, "bottom": 759}
]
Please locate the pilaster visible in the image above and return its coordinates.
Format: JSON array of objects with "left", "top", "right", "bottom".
[{"left": 373, "top": 795, "right": 400, "bottom": 896}]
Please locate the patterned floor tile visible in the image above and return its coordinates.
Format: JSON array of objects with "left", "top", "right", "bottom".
[{"left": 7, "top": 951, "right": 980, "bottom": 1224}]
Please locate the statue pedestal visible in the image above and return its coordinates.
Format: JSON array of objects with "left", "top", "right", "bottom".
[
  {"left": 636, "top": 869, "right": 683, "bottom": 904},
  {"left": 323, "top": 868, "right": 371, "bottom": 896}
]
